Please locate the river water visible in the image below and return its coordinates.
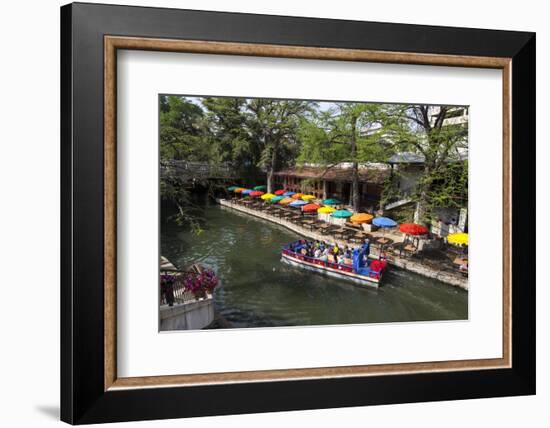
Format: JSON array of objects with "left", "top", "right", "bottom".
[{"left": 161, "top": 201, "right": 468, "bottom": 328}]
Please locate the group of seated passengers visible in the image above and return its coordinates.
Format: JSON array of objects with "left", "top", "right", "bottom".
[{"left": 289, "top": 240, "right": 368, "bottom": 266}]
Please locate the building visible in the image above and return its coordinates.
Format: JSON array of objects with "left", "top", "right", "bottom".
[
  {"left": 386, "top": 151, "right": 468, "bottom": 236},
  {"left": 274, "top": 163, "right": 390, "bottom": 210}
]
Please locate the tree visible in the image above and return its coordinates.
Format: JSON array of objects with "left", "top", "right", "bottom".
[
  {"left": 385, "top": 105, "right": 468, "bottom": 224},
  {"left": 298, "top": 103, "right": 390, "bottom": 211},
  {"left": 246, "top": 99, "right": 311, "bottom": 192},
  {"left": 159, "top": 95, "right": 207, "bottom": 161}
]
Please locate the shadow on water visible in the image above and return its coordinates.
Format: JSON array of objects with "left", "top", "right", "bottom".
[{"left": 161, "top": 200, "right": 468, "bottom": 329}]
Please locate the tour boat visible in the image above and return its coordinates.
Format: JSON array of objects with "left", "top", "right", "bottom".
[{"left": 281, "top": 240, "right": 386, "bottom": 288}]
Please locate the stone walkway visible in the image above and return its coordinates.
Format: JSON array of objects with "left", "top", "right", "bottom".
[{"left": 219, "top": 198, "right": 468, "bottom": 290}]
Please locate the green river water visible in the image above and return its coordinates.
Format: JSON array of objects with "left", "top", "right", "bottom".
[{"left": 161, "top": 201, "right": 468, "bottom": 328}]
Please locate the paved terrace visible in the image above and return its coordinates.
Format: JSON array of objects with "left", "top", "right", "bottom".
[{"left": 219, "top": 198, "right": 468, "bottom": 290}]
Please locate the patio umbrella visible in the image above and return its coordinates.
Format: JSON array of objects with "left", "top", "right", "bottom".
[
  {"left": 234, "top": 187, "right": 246, "bottom": 193},
  {"left": 283, "top": 191, "right": 295, "bottom": 196},
  {"left": 331, "top": 209, "right": 353, "bottom": 218},
  {"left": 302, "top": 203, "right": 320, "bottom": 213},
  {"left": 317, "top": 206, "right": 336, "bottom": 214},
  {"left": 274, "top": 190, "right": 286, "bottom": 195},
  {"left": 291, "top": 193, "right": 303, "bottom": 199},
  {"left": 301, "top": 194, "right": 316, "bottom": 201},
  {"left": 227, "top": 185, "right": 239, "bottom": 191},
  {"left": 253, "top": 185, "right": 267, "bottom": 191},
  {"left": 290, "top": 199, "right": 308, "bottom": 207},
  {"left": 241, "top": 189, "right": 253, "bottom": 195},
  {"left": 373, "top": 217, "right": 397, "bottom": 228},
  {"left": 322, "top": 198, "right": 341, "bottom": 205},
  {"left": 261, "top": 193, "right": 276, "bottom": 200},
  {"left": 399, "top": 223, "right": 429, "bottom": 236},
  {"left": 249, "top": 190, "right": 264, "bottom": 197},
  {"left": 269, "top": 195, "right": 284, "bottom": 203},
  {"left": 279, "top": 197, "right": 294, "bottom": 205},
  {"left": 447, "top": 232, "right": 468, "bottom": 246},
  {"left": 350, "top": 213, "right": 374, "bottom": 224}
]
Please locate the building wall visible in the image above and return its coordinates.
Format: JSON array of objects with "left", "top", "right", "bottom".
[{"left": 276, "top": 174, "right": 383, "bottom": 209}]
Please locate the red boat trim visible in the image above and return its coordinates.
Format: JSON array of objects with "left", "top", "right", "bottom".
[{"left": 281, "top": 250, "right": 381, "bottom": 284}]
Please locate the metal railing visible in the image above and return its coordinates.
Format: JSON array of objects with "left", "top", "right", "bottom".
[{"left": 160, "top": 270, "right": 208, "bottom": 306}]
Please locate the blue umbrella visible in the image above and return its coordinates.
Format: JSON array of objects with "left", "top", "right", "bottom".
[
  {"left": 289, "top": 200, "right": 307, "bottom": 207},
  {"left": 283, "top": 191, "right": 296, "bottom": 196},
  {"left": 241, "top": 189, "right": 253, "bottom": 195},
  {"left": 372, "top": 217, "right": 397, "bottom": 228}
]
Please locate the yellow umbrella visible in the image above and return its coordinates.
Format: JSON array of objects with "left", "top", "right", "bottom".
[
  {"left": 350, "top": 213, "right": 374, "bottom": 224},
  {"left": 301, "top": 194, "right": 316, "bottom": 201},
  {"left": 260, "top": 193, "right": 275, "bottom": 200},
  {"left": 279, "top": 197, "right": 294, "bottom": 205},
  {"left": 317, "top": 206, "right": 336, "bottom": 214},
  {"left": 447, "top": 232, "right": 468, "bottom": 246}
]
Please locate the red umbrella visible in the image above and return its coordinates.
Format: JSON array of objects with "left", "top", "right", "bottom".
[
  {"left": 302, "top": 203, "right": 321, "bottom": 213},
  {"left": 249, "top": 190, "right": 265, "bottom": 197},
  {"left": 399, "top": 223, "right": 429, "bottom": 236},
  {"left": 274, "top": 189, "right": 286, "bottom": 195}
]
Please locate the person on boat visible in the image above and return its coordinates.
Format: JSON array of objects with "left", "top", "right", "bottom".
[
  {"left": 314, "top": 247, "right": 322, "bottom": 258},
  {"left": 332, "top": 244, "right": 340, "bottom": 255}
]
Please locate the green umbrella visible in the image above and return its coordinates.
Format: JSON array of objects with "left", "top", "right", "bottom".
[
  {"left": 331, "top": 209, "right": 353, "bottom": 218},
  {"left": 269, "top": 195, "right": 284, "bottom": 203},
  {"left": 322, "top": 198, "right": 341, "bottom": 205},
  {"left": 253, "top": 185, "right": 267, "bottom": 191},
  {"left": 227, "top": 186, "right": 239, "bottom": 191}
]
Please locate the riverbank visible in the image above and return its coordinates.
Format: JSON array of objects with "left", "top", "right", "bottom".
[{"left": 219, "top": 198, "right": 468, "bottom": 290}]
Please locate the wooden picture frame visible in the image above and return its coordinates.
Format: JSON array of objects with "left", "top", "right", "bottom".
[{"left": 61, "top": 2, "right": 535, "bottom": 424}]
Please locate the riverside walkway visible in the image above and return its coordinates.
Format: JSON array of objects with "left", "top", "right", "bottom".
[{"left": 219, "top": 198, "right": 468, "bottom": 290}]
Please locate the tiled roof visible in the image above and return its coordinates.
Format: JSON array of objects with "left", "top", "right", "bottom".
[{"left": 274, "top": 165, "right": 389, "bottom": 184}]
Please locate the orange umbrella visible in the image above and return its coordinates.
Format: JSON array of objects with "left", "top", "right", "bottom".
[
  {"left": 279, "top": 197, "right": 294, "bottom": 205},
  {"left": 350, "top": 213, "right": 374, "bottom": 224},
  {"left": 249, "top": 190, "right": 265, "bottom": 197},
  {"left": 291, "top": 193, "right": 303, "bottom": 199},
  {"left": 302, "top": 203, "right": 320, "bottom": 213}
]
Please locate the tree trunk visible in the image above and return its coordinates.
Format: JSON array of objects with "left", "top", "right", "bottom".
[
  {"left": 267, "top": 143, "right": 278, "bottom": 193},
  {"left": 350, "top": 117, "right": 360, "bottom": 211},
  {"left": 415, "top": 164, "right": 432, "bottom": 226}
]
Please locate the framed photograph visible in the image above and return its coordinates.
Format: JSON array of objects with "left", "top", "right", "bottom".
[{"left": 61, "top": 2, "right": 535, "bottom": 424}]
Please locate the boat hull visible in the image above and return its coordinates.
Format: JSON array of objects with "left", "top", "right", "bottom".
[{"left": 281, "top": 252, "right": 380, "bottom": 288}]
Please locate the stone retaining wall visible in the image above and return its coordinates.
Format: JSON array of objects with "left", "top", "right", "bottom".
[{"left": 219, "top": 199, "right": 468, "bottom": 290}]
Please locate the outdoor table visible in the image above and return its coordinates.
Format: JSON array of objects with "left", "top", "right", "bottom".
[
  {"left": 376, "top": 237, "right": 393, "bottom": 245},
  {"left": 453, "top": 257, "right": 468, "bottom": 265},
  {"left": 332, "top": 228, "right": 346, "bottom": 239},
  {"left": 301, "top": 219, "right": 316, "bottom": 231}
]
